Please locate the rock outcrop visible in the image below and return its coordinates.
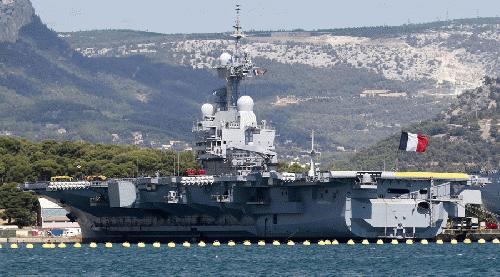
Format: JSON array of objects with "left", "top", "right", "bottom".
[{"left": 0, "top": 0, "right": 34, "bottom": 42}]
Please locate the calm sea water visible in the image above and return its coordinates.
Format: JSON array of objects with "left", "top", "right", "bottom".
[{"left": 1, "top": 242, "right": 499, "bottom": 276}]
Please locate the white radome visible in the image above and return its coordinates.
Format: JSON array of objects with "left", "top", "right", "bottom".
[
  {"left": 201, "top": 103, "right": 214, "bottom": 117},
  {"left": 237, "top": 95, "right": 254, "bottom": 112},
  {"left": 219, "top": 53, "right": 232, "bottom": 65}
]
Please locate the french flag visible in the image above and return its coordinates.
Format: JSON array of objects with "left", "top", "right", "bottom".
[{"left": 398, "top": 131, "right": 428, "bottom": 152}]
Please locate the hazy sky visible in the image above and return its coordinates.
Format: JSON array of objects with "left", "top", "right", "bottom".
[{"left": 30, "top": 0, "right": 500, "bottom": 34}]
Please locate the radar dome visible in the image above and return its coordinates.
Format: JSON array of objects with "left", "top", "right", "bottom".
[
  {"left": 201, "top": 103, "right": 214, "bottom": 117},
  {"left": 237, "top": 95, "right": 254, "bottom": 112},
  {"left": 219, "top": 53, "right": 232, "bottom": 65}
]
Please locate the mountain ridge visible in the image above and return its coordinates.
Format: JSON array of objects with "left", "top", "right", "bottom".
[{"left": 2, "top": 0, "right": 500, "bottom": 165}]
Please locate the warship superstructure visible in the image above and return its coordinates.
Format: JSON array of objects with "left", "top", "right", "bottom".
[{"left": 21, "top": 6, "right": 487, "bottom": 242}]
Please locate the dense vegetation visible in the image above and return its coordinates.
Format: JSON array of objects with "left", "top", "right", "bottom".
[
  {"left": 0, "top": 182, "right": 37, "bottom": 227},
  {"left": 0, "top": 136, "right": 198, "bottom": 227},
  {"left": 0, "top": 137, "right": 198, "bottom": 183},
  {"left": 276, "top": 161, "right": 309, "bottom": 172},
  {"left": 333, "top": 77, "right": 500, "bottom": 172}
]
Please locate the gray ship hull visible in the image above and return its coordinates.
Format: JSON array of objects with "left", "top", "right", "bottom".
[{"left": 22, "top": 171, "right": 483, "bottom": 242}]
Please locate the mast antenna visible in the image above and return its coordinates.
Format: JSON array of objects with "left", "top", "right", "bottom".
[
  {"left": 231, "top": 4, "right": 245, "bottom": 51},
  {"left": 308, "top": 130, "right": 316, "bottom": 178}
]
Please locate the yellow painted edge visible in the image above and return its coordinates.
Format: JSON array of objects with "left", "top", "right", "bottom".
[{"left": 394, "top": 172, "right": 468, "bottom": 179}]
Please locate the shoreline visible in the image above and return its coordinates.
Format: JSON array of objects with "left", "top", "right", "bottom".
[{"left": 0, "top": 237, "right": 82, "bottom": 243}]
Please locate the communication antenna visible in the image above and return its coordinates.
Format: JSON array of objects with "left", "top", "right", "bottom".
[
  {"left": 308, "top": 130, "right": 316, "bottom": 178},
  {"left": 231, "top": 5, "right": 245, "bottom": 51}
]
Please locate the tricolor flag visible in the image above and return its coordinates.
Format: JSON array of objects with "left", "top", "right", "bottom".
[
  {"left": 253, "top": 69, "right": 267, "bottom": 75},
  {"left": 398, "top": 131, "right": 428, "bottom": 152}
]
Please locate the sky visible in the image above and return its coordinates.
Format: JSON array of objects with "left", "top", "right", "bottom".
[{"left": 30, "top": 0, "right": 500, "bottom": 34}]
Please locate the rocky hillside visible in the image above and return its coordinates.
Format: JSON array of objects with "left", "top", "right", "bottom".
[
  {"left": 0, "top": 4, "right": 224, "bottom": 147},
  {"left": 0, "top": 0, "right": 33, "bottom": 42},
  {"left": 57, "top": 18, "right": 500, "bottom": 162},
  {"left": 65, "top": 18, "right": 500, "bottom": 95},
  {"left": 335, "top": 76, "right": 500, "bottom": 172},
  {"left": 3, "top": 1, "right": 500, "bottom": 164}
]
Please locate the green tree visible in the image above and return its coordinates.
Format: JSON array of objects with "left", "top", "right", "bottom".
[{"left": 0, "top": 183, "right": 38, "bottom": 227}]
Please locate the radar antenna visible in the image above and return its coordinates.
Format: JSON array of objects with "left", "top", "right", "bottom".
[
  {"left": 308, "top": 130, "right": 316, "bottom": 178},
  {"left": 231, "top": 4, "right": 245, "bottom": 50},
  {"left": 215, "top": 4, "right": 255, "bottom": 111}
]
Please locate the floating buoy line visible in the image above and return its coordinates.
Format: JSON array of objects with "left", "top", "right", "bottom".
[{"left": 1, "top": 238, "right": 499, "bottom": 249}]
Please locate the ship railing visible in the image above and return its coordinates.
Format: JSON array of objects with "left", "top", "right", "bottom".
[
  {"left": 280, "top": 172, "right": 296, "bottom": 181},
  {"left": 226, "top": 122, "right": 240, "bottom": 129},
  {"left": 88, "top": 181, "right": 109, "bottom": 187},
  {"left": 181, "top": 176, "right": 214, "bottom": 185},
  {"left": 48, "top": 181, "right": 91, "bottom": 190},
  {"left": 19, "top": 182, "right": 50, "bottom": 190}
]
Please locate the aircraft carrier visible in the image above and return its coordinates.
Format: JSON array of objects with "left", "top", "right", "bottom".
[{"left": 21, "top": 5, "right": 487, "bottom": 243}]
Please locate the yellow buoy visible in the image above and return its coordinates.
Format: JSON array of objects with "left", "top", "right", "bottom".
[
  {"left": 362, "top": 239, "right": 369, "bottom": 245},
  {"left": 0, "top": 244, "right": 2, "bottom": 249},
  {"left": 478, "top": 238, "right": 486, "bottom": 244},
  {"left": 406, "top": 239, "right": 413, "bottom": 245},
  {"left": 318, "top": 240, "right": 325, "bottom": 246},
  {"left": 332, "top": 239, "right": 339, "bottom": 245},
  {"left": 168, "top": 242, "right": 176, "bottom": 248},
  {"left": 492, "top": 238, "right": 500, "bottom": 244},
  {"left": 376, "top": 239, "right": 384, "bottom": 245},
  {"left": 228, "top": 240, "right": 236, "bottom": 247},
  {"left": 212, "top": 241, "right": 220, "bottom": 247},
  {"left": 463, "top": 238, "right": 471, "bottom": 244},
  {"left": 287, "top": 240, "right": 295, "bottom": 246},
  {"left": 450, "top": 239, "right": 457, "bottom": 244},
  {"left": 42, "top": 243, "right": 51, "bottom": 249},
  {"left": 347, "top": 239, "right": 355, "bottom": 245},
  {"left": 391, "top": 239, "right": 398, "bottom": 245},
  {"left": 105, "top": 242, "right": 112, "bottom": 248},
  {"left": 421, "top": 239, "right": 428, "bottom": 245},
  {"left": 436, "top": 239, "right": 443, "bottom": 244},
  {"left": 303, "top": 240, "right": 311, "bottom": 246},
  {"left": 243, "top": 240, "right": 251, "bottom": 246},
  {"left": 26, "top": 243, "right": 34, "bottom": 249},
  {"left": 58, "top": 243, "right": 66, "bottom": 248},
  {"left": 198, "top": 241, "right": 206, "bottom": 247},
  {"left": 272, "top": 240, "right": 280, "bottom": 246},
  {"left": 10, "top": 243, "right": 18, "bottom": 249},
  {"left": 89, "top": 242, "right": 97, "bottom": 248},
  {"left": 153, "top": 242, "right": 161, "bottom": 248},
  {"left": 324, "top": 240, "right": 331, "bottom": 245},
  {"left": 122, "top": 242, "right": 131, "bottom": 248},
  {"left": 258, "top": 240, "right": 265, "bottom": 246},
  {"left": 182, "top": 241, "right": 190, "bottom": 247},
  {"left": 138, "top": 242, "right": 146, "bottom": 248},
  {"left": 74, "top": 243, "right": 81, "bottom": 248}
]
